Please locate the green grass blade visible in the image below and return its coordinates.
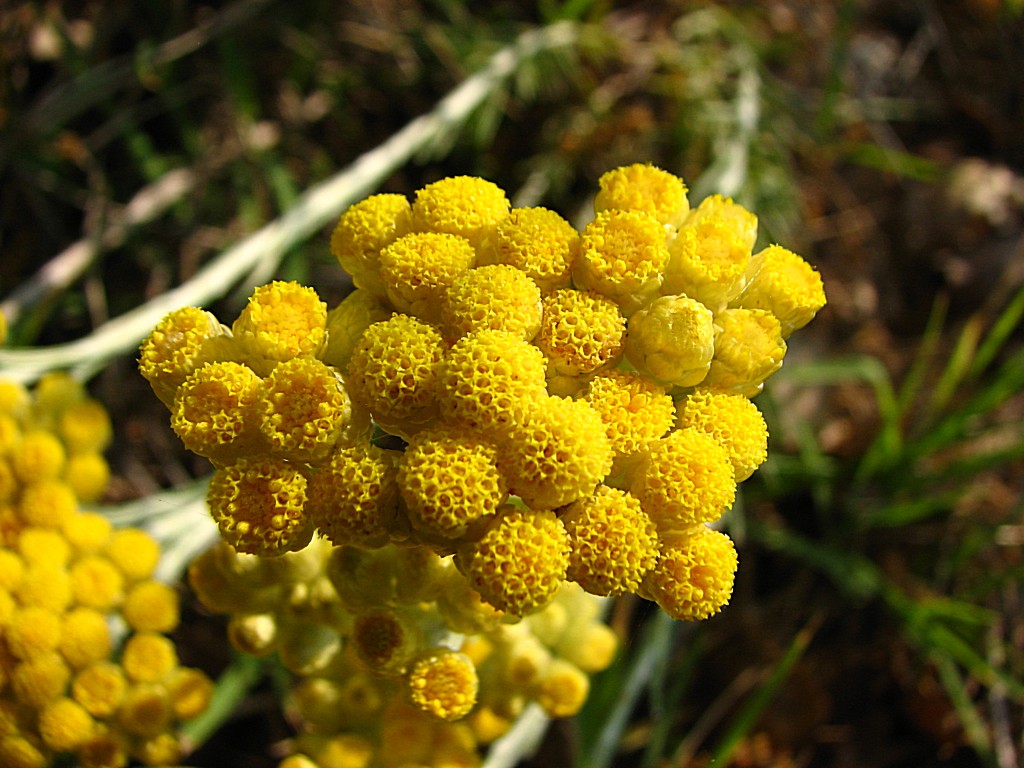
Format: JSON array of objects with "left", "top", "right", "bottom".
[{"left": 706, "top": 617, "right": 819, "bottom": 765}]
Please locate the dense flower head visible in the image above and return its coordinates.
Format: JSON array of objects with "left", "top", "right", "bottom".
[
  {"left": 0, "top": 379, "right": 211, "bottom": 768},
  {"left": 497, "top": 395, "right": 613, "bottom": 510},
  {"left": 477, "top": 206, "right": 579, "bottom": 292},
  {"left": 137, "top": 164, "right": 826, "bottom": 766},
  {"left": 346, "top": 313, "right": 444, "bottom": 439},
  {"left": 664, "top": 212, "right": 753, "bottom": 311},
  {"left": 563, "top": 485, "right": 659, "bottom": 596},
  {"left": 441, "top": 264, "right": 543, "bottom": 341},
  {"left": 206, "top": 457, "right": 313, "bottom": 556},
  {"left": 703, "top": 308, "right": 787, "bottom": 397},
  {"left": 580, "top": 369, "right": 675, "bottom": 463},
  {"left": 676, "top": 389, "right": 769, "bottom": 481},
  {"left": 576, "top": 209, "right": 670, "bottom": 314},
  {"left": 380, "top": 232, "right": 476, "bottom": 322},
  {"left": 438, "top": 330, "right": 548, "bottom": 434},
  {"left": 732, "top": 244, "right": 827, "bottom": 337},
  {"left": 641, "top": 526, "right": 739, "bottom": 621},
  {"left": 171, "top": 360, "right": 263, "bottom": 461},
  {"left": 458, "top": 507, "right": 571, "bottom": 617},
  {"left": 411, "top": 175, "right": 510, "bottom": 248},
  {"left": 398, "top": 426, "right": 506, "bottom": 540},
  {"left": 258, "top": 356, "right": 355, "bottom": 462},
  {"left": 231, "top": 280, "right": 328, "bottom": 372},
  {"left": 330, "top": 193, "right": 413, "bottom": 296},
  {"left": 594, "top": 163, "right": 690, "bottom": 227},
  {"left": 535, "top": 289, "right": 626, "bottom": 381},
  {"left": 138, "top": 307, "right": 229, "bottom": 407},
  {"left": 305, "top": 443, "right": 400, "bottom": 548},
  {"left": 625, "top": 294, "right": 715, "bottom": 387},
  {"left": 630, "top": 427, "right": 737, "bottom": 533}
]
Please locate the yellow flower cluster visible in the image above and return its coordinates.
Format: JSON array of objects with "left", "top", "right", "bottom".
[
  {"left": 142, "top": 165, "right": 825, "bottom": 626},
  {"left": 0, "top": 374, "right": 212, "bottom": 768},
  {"left": 189, "top": 539, "right": 617, "bottom": 768}
]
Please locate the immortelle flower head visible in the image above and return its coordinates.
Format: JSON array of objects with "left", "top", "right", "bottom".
[
  {"left": 140, "top": 162, "right": 825, "bottom": 765},
  {"left": 0, "top": 374, "right": 212, "bottom": 768}
]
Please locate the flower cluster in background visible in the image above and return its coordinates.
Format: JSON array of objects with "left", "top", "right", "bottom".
[
  {"left": 191, "top": 538, "right": 616, "bottom": 768},
  {"left": 139, "top": 163, "right": 825, "bottom": 765},
  {"left": 0, "top": 374, "right": 212, "bottom": 768}
]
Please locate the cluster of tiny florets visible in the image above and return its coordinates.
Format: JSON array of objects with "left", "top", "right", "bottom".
[
  {"left": 190, "top": 539, "right": 615, "bottom": 768},
  {"left": 0, "top": 374, "right": 212, "bottom": 768},
  {"left": 141, "top": 164, "right": 825, "bottom": 765}
]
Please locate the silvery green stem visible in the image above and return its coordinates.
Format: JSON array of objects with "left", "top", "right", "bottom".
[{"left": 0, "top": 21, "right": 579, "bottom": 385}]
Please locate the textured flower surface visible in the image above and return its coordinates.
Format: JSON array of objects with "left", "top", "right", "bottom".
[{"left": 137, "top": 164, "right": 826, "bottom": 767}]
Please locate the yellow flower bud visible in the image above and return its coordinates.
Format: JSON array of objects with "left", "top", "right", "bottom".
[
  {"left": 121, "top": 632, "right": 178, "bottom": 684},
  {"left": 497, "top": 396, "right": 612, "bottom": 510},
  {"left": 665, "top": 212, "right": 753, "bottom": 310},
  {"left": 441, "top": 264, "right": 543, "bottom": 341},
  {"left": 14, "top": 562, "right": 72, "bottom": 612},
  {"left": 630, "top": 428, "right": 736, "bottom": 532},
  {"left": 122, "top": 580, "right": 180, "bottom": 633},
  {"left": 438, "top": 330, "right": 547, "bottom": 435},
  {"left": 60, "top": 607, "right": 112, "bottom": 669},
  {"left": 11, "top": 651, "right": 70, "bottom": 708},
  {"left": 231, "top": 281, "right": 328, "bottom": 372},
  {"left": 594, "top": 163, "right": 690, "bottom": 227},
  {"left": 11, "top": 429, "right": 66, "bottom": 484},
  {"left": 306, "top": 443, "right": 400, "bottom": 548},
  {"left": 321, "top": 290, "right": 394, "bottom": 370},
  {"left": 703, "top": 308, "right": 786, "bottom": 397},
  {"left": 411, "top": 175, "right": 510, "bottom": 249},
  {"left": 732, "top": 244, "right": 827, "bottom": 337},
  {"left": 535, "top": 289, "right": 626, "bottom": 377},
  {"left": 61, "top": 511, "right": 112, "bottom": 555},
  {"left": 104, "top": 527, "right": 160, "bottom": 583},
  {"left": 17, "top": 478, "right": 77, "bottom": 530},
  {"left": 398, "top": 426, "right": 506, "bottom": 540},
  {"left": 563, "top": 486, "right": 659, "bottom": 596},
  {"left": 575, "top": 209, "right": 669, "bottom": 315},
  {"left": 330, "top": 193, "right": 413, "bottom": 296},
  {"left": 138, "top": 306, "right": 230, "bottom": 408},
  {"left": 407, "top": 648, "right": 479, "bottom": 721},
  {"left": 533, "top": 658, "right": 589, "bottom": 718},
  {"left": 38, "top": 697, "right": 95, "bottom": 752},
  {"left": 165, "top": 666, "right": 213, "bottom": 720},
  {"left": 5, "top": 606, "right": 62, "bottom": 660},
  {"left": 684, "top": 194, "right": 758, "bottom": 252},
  {"left": 72, "top": 661, "right": 127, "bottom": 717},
  {"left": 17, "top": 526, "right": 71, "bottom": 567},
  {"left": 69, "top": 555, "right": 124, "bottom": 611},
  {"left": 135, "top": 732, "right": 182, "bottom": 766},
  {"left": 459, "top": 507, "right": 570, "bottom": 617},
  {"left": 380, "top": 232, "right": 476, "bottom": 323},
  {"left": 258, "top": 357, "right": 353, "bottom": 463},
  {"left": 625, "top": 294, "right": 714, "bottom": 388},
  {"left": 351, "top": 607, "right": 422, "bottom": 675},
  {"left": 206, "top": 457, "right": 312, "bottom": 557},
  {"left": 0, "top": 735, "right": 46, "bottom": 768},
  {"left": 478, "top": 206, "right": 578, "bottom": 293},
  {"left": 346, "top": 313, "right": 443, "bottom": 440},
  {"left": 641, "top": 526, "right": 738, "bottom": 621},
  {"left": 63, "top": 453, "right": 110, "bottom": 503},
  {"left": 171, "top": 361, "right": 263, "bottom": 462},
  {"left": 580, "top": 370, "right": 675, "bottom": 464},
  {"left": 676, "top": 389, "right": 768, "bottom": 482},
  {"left": 74, "top": 726, "right": 129, "bottom": 768},
  {"left": 116, "top": 683, "right": 171, "bottom": 738},
  {"left": 58, "top": 397, "right": 112, "bottom": 454}
]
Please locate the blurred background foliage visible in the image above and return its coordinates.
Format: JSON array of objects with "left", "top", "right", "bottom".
[{"left": 1, "top": 1, "right": 1023, "bottom": 766}]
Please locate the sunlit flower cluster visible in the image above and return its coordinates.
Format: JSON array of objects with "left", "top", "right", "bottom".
[
  {"left": 141, "top": 164, "right": 824, "bottom": 764},
  {"left": 190, "top": 539, "right": 617, "bottom": 768},
  {"left": 0, "top": 374, "right": 212, "bottom": 768}
]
